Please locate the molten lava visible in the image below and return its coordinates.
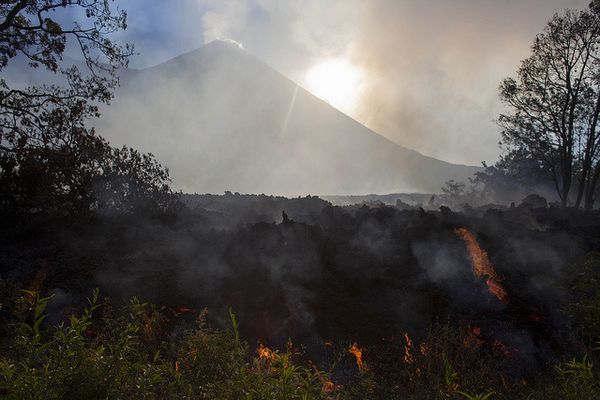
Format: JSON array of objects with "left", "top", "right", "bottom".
[
  {"left": 349, "top": 342, "right": 366, "bottom": 371},
  {"left": 454, "top": 228, "right": 509, "bottom": 303},
  {"left": 403, "top": 333, "right": 414, "bottom": 364},
  {"left": 257, "top": 343, "right": 275, "bottom": 361},
  {"left": 419, "top": 343, "right": 428, "bottom": 356}
]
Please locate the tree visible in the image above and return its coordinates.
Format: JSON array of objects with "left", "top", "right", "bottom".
[
  {"left": 469, "top": 151, "right": 555, "bottom": 205},
  {"left": 0, "top": 1, "right": 172, "bottom": 215},
  {"left": 92, "top": 145, "right": 174, "bottom": 214},
  {"left": 498, "top": 7, "right": 600, "bottom": 209}
]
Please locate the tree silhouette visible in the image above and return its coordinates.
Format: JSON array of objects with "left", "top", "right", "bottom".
[
  {"left": 0, "top": 1, "right": 171, "bottom": 215},
  {"left": 499, "top": 7, "right": 600, "bottom": 209}
]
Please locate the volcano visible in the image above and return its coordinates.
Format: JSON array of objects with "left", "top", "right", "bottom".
[{"left": 96, "top": 40, "right": 480, "bottom": 195}]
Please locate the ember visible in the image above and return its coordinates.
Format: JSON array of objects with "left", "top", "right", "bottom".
[
  {"left": 454, "top": 228, "right": 509, "bottom": 303},
  {"left": 349, "top": 342, "right": 366, "bottom": 371},
  {"left": 257, "top": 343, "right": 275, "bottom": 361},
  {"left": 403, "top": 333, "right": 414, "bottom": 364},
  {"left": 321, "top": 376, "right": 343, "bottom": 393},
  {"left": 464, "top": 326, "right": 484, "bottom": 348}
]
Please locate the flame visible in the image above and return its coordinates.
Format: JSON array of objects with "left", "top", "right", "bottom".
[
  {"left": 257, "top": 343, "right": 275, "bottom": 361},
  {"left": 321, "top": 376, "right": 343, "bottom": 393},
  {"left": 322, "top": 379, "right": 336, "bottom": 393},
  {"left": 309, "top": 360, "right": 343, "bottom": 394},
  {"left": 168, "top": 306, "right": 196, "bottom": 318},
  {"left": 419, "top": 343, "right": 428, "bottom": 356},
  {"left": 349, "top": 342, "right": 367, "bottom": 371},
  {"left": 403, "top": 333, "right": 414, "bottom": 364},
  {"left": 454, "top": 228, "right": 508, "bottom": 303}
]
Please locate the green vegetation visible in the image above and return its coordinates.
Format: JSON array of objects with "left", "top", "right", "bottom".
[
  {"left": 1, "top": 254, "right": 600, "bottom": 400},
  {"left": 0, "top": 290, "right": 330, "bottom": 400}
]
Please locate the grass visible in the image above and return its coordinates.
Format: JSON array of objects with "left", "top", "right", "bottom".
[{"left": 1, "top": 256, "right": 600, "bottom": 400}]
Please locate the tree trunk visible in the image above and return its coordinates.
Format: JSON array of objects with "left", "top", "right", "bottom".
[
  {"left": 580, "top": 91, "right": 600, "bottom": 209},
  {"left": 575, "top": 174, "right": 586, "bottom": 209},
  {"left": 584, "top": 165, "right": 600, "bottom": 210},
  {"left": 560, "top": 150, "right": 572, "bottom": 208}
]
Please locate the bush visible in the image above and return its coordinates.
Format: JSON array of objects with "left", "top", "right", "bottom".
[{"left": 0, "top": 290, "right": 333, "bottom": 400}]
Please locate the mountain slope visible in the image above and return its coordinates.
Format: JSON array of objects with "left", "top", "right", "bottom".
[{"left": 96, "top": 40, "right": 480, "bottom": 195}]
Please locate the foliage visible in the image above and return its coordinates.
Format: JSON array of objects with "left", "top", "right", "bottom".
[
  {"left": 1, "top": 268, "right": 600, "bottom": 400},
  {"left": 498, "top": 5, "right": 600, "bottom": 209},
  {"left": 440, "top": 151, "right": 558, "bottom": 208},
  {"left": 456, "top": 391, "right": 495, "bottom": 400},
  {"left": 0, "top": 1, "right": 173, "bottom": 217},
  {"left": 564, "top": 252, "right": 600, "bottom": 345},
  {"left": 553, "top": 357, "right": 598, "bottom": 400},
  {"left": 0, "top": 289, "right": 333, "bottom": 400}
]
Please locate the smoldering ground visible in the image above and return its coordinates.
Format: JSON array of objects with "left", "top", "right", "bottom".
[{"left": 2, "top": 195, "right": 597, "bottom": 371}]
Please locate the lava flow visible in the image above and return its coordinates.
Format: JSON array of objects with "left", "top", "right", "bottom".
[
  {"left": 403, "top": 333, "right": 414, "bottom": 364},
  {"left": 454, "top": 227, "right": 509, "bottom": 303},
  {"left": 257, "top": 343, "right": 275, "bottom": 361},
  {"left": 348, "top": 342, "right": 367, "bottom": 371}
]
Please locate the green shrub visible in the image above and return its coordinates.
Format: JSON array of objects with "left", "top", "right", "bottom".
[{"left": 0, "top": 289, "right": 333, "bottom": 400}]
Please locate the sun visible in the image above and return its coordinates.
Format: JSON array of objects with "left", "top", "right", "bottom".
[{"left": 305, "top": 58, "right": 363, "bottom": 113}]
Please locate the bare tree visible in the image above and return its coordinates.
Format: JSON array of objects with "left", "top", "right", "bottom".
[
  {"left": 0, "top": 1, "right": 133, "bottom": 148},
  {"left": 499, "top": 8, "right": 600, "bottom": 209},
  {"left": 0, "top": 1, "right": 172, "bottom": 215}
]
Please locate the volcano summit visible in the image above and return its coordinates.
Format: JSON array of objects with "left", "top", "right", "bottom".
[{"left": 97, "top": 40, "right": 479, "bottom": 196}]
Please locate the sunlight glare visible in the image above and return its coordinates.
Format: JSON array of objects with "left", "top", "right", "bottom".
[{"left": 305, "top": 59, "right": 363, "bottom": 113}]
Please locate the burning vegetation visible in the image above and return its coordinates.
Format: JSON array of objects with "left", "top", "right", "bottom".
[
  {"left": 2, "top": 1, "right": 600, "bottom": 398},
  {"left": 2, "top": 229, "right": 600, "bottom": 399},
  {"left": 3, "top": 185, "right": 600, "bottom": 400},
  {"left": 3, "top": 201, "right": 600, "bottom": 398},
  {"left": 454, "top": 227, "right": 509, "bottom": 303},
  {"left": 348, "top": 342, "right": 367, "bottom": 371}
]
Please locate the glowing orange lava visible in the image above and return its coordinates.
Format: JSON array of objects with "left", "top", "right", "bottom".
[
  {"left": 257, "top": 343, "right": 275, "bottom": 361},
  {"left": 454, "top": 228, "right": 509, "bottom": 303},
  {"left": 349, "top": 342, "right": 366, "bottom": 371},
  {"left": 403, "top": 333, "right": 414, "bottom": 364}
]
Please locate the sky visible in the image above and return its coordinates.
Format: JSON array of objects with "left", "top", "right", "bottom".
[{"left": 113, "top": 0, "right": 590, "bottom": 166}]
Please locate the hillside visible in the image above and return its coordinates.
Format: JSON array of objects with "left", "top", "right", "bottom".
[{"left": 96, "top": 41, "right": 480, "bottom": 195}]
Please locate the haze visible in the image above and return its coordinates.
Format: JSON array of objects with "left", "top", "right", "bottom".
[{"left": 114, "top": 0, "right": 587, "bottom": 166}]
